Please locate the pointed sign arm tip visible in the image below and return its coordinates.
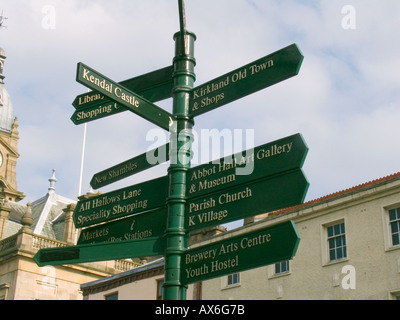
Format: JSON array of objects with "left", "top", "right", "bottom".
[{"left": 34, "top": 236, "right": 166, "bottom": 267}]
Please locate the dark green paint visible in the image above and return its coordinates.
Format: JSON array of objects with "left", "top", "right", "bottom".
[
  {"left": 71, "top": 102, "right": 122, "bottom": 125},
  {"left": 190, "top": 44, "right": 303, "bottom": 117},
  {"left": 186, "top": 169, "right": 309, "bottom": 231},
  {"left": 37, "top": 2, "right": 308, "bottom": 302},
  {"left": 77, "top": 207, "right": 167, "bottom": 245},
  {"left": 90, "top": 144, "right": 170, "bottom": 190},
  {"left": 76, "top": 62, "right": 173, "bottom": 131},
  {"left": 73, "top": 175, "right": 168, "bottom": 229},
  {"left": 72, "top": 65, "right": 174, "bottom": 120},
  {"left": 34, "top": 237, "right": 165, "bottom": 267},
  {"left": 182, "top": 221, "right": 300, "bottom": 285},
  {"left": 187, "top": 133, "right": 308, "bottom": 198},
  {"left": 163, "top": 30, "right": 196, "bottom": 301}
]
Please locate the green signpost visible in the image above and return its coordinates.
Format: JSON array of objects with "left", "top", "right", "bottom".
[
  {"left": 90, "top": 143, "right": 169, "bottom": 190},
  {"left": 71, "top": 101, "right": 121, "bottom": 126},
  {"left": 77, "top": 207, "right": 167, "bottom": 245},
  {"left": 76, "top": 62, "right": 174, "bottom": 131},
  {"left": 34, "top": 236, "right": 165, "bottom": 267},
  {"left": 73, "top": 175, "right": 168, "bottom": 229},
  {"left": 189, "top": 44, "right": 303, "bottom": 117},
  {"left": 71, "top": 65, "right": 174, "bottom": 125},
  {"left": 182, "top": 221, "right": 300, "bottom": 285},
  {"left": 187, "top": 133, "right": 308, "bottom": 199},
  {"left": 186, "top": 169, "right": 308, "bottom": 231},
  {"left": 35, "top": 0, "right": 308, "bottom": 301}
]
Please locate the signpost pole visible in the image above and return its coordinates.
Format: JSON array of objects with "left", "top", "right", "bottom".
[
  {"left": 163, "top": 2, "right": 196, "bottom": 300},
  {"left": 33, "top": 1, "right": 308, "bottom": 301}
]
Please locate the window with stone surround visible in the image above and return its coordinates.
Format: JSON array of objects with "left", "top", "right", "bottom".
[
  {"left": 322, "top": 220, "right": 348, "bottom": 265},
  {"left": 327, "top": 222, "right": 347, "bottom": 262},
  {"left": 105, "top": 292, "right": 118, "bottom": 300},
  {"left": 274, "top": 260, "right": 290, "bottom": 275},
  {"left": 389, "top": 208, "right": 400, "bottom": 247},
  {"left": 157, "top": 279, "right": 164, "bottom": 300},
  {"left": 225, "top": 273, "right": 240, "bottom": 288}
]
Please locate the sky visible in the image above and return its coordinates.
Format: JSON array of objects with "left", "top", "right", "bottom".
[{"left": 0, "top": 0, "right": 400, "bottom": 217}]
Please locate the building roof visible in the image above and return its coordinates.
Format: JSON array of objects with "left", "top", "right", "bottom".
[
  {"left": 81, "top": 258, "right": 165, "bottom": 295},
  {"left": 80, "top": 170, "right": 400, "bottom": 296},
  {"left": 261, "top": 171, "right": 400, "bottom": 220},
  {"left": 4, "top": 169, "right": 76, "bottom": 241}
]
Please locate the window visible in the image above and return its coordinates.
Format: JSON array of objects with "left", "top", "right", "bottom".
[
  {"left": 105, "top": 292, "right": 118, "bottom": 300},
  {"left": 327, "top": 222, "right": 347, "bottom": 262},
  {"left": 390, "top": 290, "right": 400, "bottom": 300},
  {"left": 226, "top": 273, "right": 240, "bottom": 287},
  {"left": 0, "top": 284, "right": 10, "bottom": 300},
  {"left": 274, "top": 260, "right": 290, "bottom": 275},
  {"left": 157, "top": 279, "right": 164, "bottom": 300},
  {"left": 389, "top": 208, "right": 400, "bottom": 247}
]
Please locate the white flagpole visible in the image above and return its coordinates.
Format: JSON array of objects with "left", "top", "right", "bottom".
[
  {"left": 75, "top": 121, "right": 87, "bottom": 244},
  {"left": 78, "top": 122, "right": 87, "bottom": 196},
  {"left": 78, "top": 89, "right": 90, "bottom": 197}
]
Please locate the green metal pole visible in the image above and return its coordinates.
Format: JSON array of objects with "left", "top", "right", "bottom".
[{"left": 163, "top": 30, "right": 196, "bottom": 300}]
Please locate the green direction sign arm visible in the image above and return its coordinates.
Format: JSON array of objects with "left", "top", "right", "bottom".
[
  {"left": 76, "top": 62, "right": 174, "bottom": 131},
  {"left": 119, "top": 65, "right": 174, "bottom": 103},
  {"left": 181, "top": 221, "right": 300, "bottom": 285},
  {"left": 71, "top": 101, "right": 123, "bottom": 125},
  {"left": 74, "top": 175, "right": 169, "bottom": 229},
  {"left": 186, "top": 169, "right": 309, "bottom": 232},
  {"left": 187, "top": 133, "right": 308, "bottom": 199},
  {"left": 73, "top": 65, "right": 174, "bottom": 109},
  {"left": 190, "top": 43, "right": 304, "bottom": 117},
  {"left": 34, "top": 237, "right": 165, "bottom": 267},
  {"left": 77, "top": 207, "right": 168, "bottom": 245},
  {"left": 90, "top": 143, "right": 170, "bottom": 190},
  {"left": 72, "top": 66, "right": 174, "bottom": 125}
]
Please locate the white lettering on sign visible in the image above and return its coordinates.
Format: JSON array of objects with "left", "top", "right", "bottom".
[
  {"left": 187, "top": 187, "right": 253, "bottom": 228},
  {"left": 81, "top": 68, "right": 140, "bottom": 109},
  {"left": 191, "top": 59, "right": 274, "bottom": 113},
  {"left": 218, "top": 187, "right": 253, "bottom": 205},
  {"left": 183, "top": 231, "right": 273, "bottom": 282},
  {"left": 76, "top": 103, "right": 121, "bottom": 121},
  {"left": 186, "top": 140, "right": 293, "bottom": 197},
  {"left": 75, "top": 186, "right": 150, "bottom": 227},
  {"left": 78, "top": 93, "right": 104, "bottom": 106}
]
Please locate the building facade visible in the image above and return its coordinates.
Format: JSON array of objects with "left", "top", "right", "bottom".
[
  {"left": 81, "top": 227, "right": 226, "bottom": 300},
  {"left": 0, "top": 48, "right": 24, "bottom": 202},
  {"left": 0, "top": 48, "right": 139, "bottom": 300},
  {"left": 0, "top": 185, "right": 140, "bottom": 300},
  {"left": 81, "top": 172, "right": 400, "bottom": 300},
  {"left": 81, "top": 259, "right": 192, "bottom": 301},
  {"left": 201, "top": 172, "right": 400, "bottom": 300}
]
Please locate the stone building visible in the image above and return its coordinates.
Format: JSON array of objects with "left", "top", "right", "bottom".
[
  {"left": 81, "top": 172, "right": 400, "bottom": 300},
  {"left": 201, "top": 172, "right": 400, "bottom": 300},
  {"left": 0, "top": 48, "right": 139, "bottom": 300},
  {"left": 0, "top": 48, "right": 24, "bottom": 203},
  {"left": 80, "top": 227, "right": 226, "bottom": 300}
]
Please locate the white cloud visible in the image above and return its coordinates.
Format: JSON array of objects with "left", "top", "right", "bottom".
[{"left": 0, "top": 0, "right": 399, "bottom": 207}]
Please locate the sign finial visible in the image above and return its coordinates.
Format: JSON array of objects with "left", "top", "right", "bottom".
[
  {"left": 178, "top": 0, "right": 186, "bottom": 34},
  {"left": 178, "top": 0, "right": 187, "bottom": 52}
]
